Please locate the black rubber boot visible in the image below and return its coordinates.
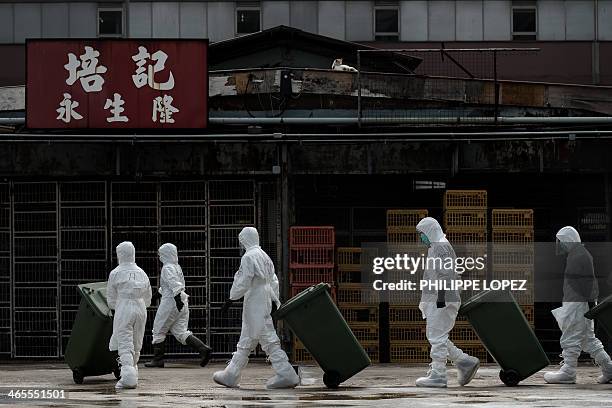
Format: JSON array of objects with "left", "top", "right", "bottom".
[
  {"left": 144, "top": 341, "right": 165, "bottom": 368},
  {"left": 185, "top": 335, "right": 212, "bottom": 367}
]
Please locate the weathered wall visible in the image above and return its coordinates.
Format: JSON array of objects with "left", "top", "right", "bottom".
[
  {"left": 0, "top": 142, "right": 279, "bottom": 177},
  {"left": 289, "top": 139, "right": 612, "bottom": 175},
  {"left": 1, "top": 139, "right": 611, "bottom": 177}
]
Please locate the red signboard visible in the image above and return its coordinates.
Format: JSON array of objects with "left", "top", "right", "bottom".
[{"left": 27, "top": 39, "right": 208, "bottom": 129}]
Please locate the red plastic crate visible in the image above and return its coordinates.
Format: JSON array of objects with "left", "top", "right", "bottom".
[
  {"left": 289, "top": 268, "right": 335, "bottom": 285},
  {"left": 289, "top": 226, "right": 335, "bottom": 247},
  {"left": 289, "top": 247, "right": 334, "bottom": 268}
]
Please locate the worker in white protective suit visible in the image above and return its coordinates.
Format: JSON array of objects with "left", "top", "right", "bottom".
[
  {"left": 415, "top": 217, "right": 480, "bottom": 388},
  {"left": 144, "top": 243, "right": 212, "bottom": 368},
  {"left": 107, "top": 241, "right": 152, "bottom": 389},
  {"left": 544, "top": 226, "right": 612, "bottom": 384},
  {"left": 213, "top": 227, "right": 299, "bottom": 389}
]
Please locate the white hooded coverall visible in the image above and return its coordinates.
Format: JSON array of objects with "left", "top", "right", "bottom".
[
  {"left": 552, "top": 227, "right": 606, "bottom": 367},
  {"left": 152, "top": 243, "right": 192, "bottom": 345},
  {"left": 213, "top": 227, "right": 298, "bottom": 388},
  {"left": 416, "top": 217, "right": 466, "bottom": 363},
  {"left": 232, "top": 228, "right": 281, "bottom": 353},
  {"left": 107, "top": 241, "right": 152, "bottom": 388}
]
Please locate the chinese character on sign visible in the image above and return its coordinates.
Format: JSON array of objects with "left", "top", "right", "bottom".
[
  {"left": 104, "top": 93, "right": 129, "bottom": 123},
  {"left": 64, "top": 46, "right": 108, "bottom": 92},
  {"left": 56, "top": 93, "right": 83, "bottom": 123},
  {"left": 152, "top": 95, "right": 179, "bottom": 123},
  {"left": 132, "top": 46, "right": 175, "bottom": 90}
]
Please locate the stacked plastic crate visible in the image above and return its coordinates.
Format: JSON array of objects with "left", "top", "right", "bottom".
[
  {"left": 111, "top": 181, "right": 160, "bottom": 356},
  {"left": 443, "top": 190, "right": 488, "bottom": 291},
  {"left": 443, "top": 190, "right": 489, "bottom": 361},
  {"left": 0, "top": 183, "right": 10, "bottom": 356},
  {"left": 12, "top": 182, "right": 59, "bottom": 357},
  {"left": 491, "top": 209, "right": 535, "bottom": 327},
  {"left": 159, "top": 181, "right": 208, "bottom": 355},
  {"left": 337, "top": 247, "right": 379, "bottom": 363},
  {"left": 289, "top": 226, "right": 335, "bottom": 363},
  {"left": 386, "top": 209, "right": 431, "bottom": 363},
  {"left": 59, "top": 182, "right": 108, "bottom": 356},
  {"left": 208, "top": 180, "right": 256, "bottom": 357}
]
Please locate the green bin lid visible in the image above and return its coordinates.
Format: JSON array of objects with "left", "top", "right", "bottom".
[
  {"left": 459, "top": 289, "right": 515, "bottom": 315},
  {"left": 78, "top": 281, "right": 113, "bottom": 318},
  {"left": 272, "top": 283, "right": 330, "bottom": 320},
  {"left": 585, "top": 293, "right": 612, "bottom": 319}
]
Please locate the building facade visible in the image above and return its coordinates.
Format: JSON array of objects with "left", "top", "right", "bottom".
[
  {"left": 1, "top": 1, "right": 610, "bottom": 43},
  {"left": 1, "top": 1, "right": 612, "bottom": 85}
]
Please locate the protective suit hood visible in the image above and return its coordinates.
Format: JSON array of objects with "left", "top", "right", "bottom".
[
  {"left": 158, "top": 243, "right": 179, "bottom": 264},
  {"left": 239, "top": 227, "right": 260, "bottom": 250},
  {"left": 117, "top": 241, "right": 136, "bottom": 264},
  {"left": 556, "top": 226, "right": 581, "bottom": 243},
  {"left": 416, "top": 217, "right": 446, "bottom": 242}
]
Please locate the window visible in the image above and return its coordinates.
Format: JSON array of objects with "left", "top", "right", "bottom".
[
  {"left": 98, "top": 7, "right": 124, "bottom": 37},
  {"left": 236, "top": 4, "right": 261, "bottom": 35},
  {"left": 374, "top": 6, "right": 400, "bottom": 41},
  {"left": 512, "top": 6, "right": 537, "bottom": 40}
]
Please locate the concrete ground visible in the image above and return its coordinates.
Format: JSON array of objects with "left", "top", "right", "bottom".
[{"left": 1, "top": 362, "right": 612, "bottom": 407}]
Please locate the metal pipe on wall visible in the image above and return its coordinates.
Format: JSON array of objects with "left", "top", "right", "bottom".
[
  {"left": 208, "top": 117, "right": 612, "bottom": 125},
  {"left": 2, "top": 133, "right": 612, "bottom": 144},
  {"left": 1, "top": 129, "right": 612, "bottom": 139},
  {"left": 5, "top": 116, "right": 612, "bottom": 126}
]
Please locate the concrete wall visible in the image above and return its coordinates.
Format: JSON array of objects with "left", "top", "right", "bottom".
[{"left": 0, "top": 1, "right": 610, "bottom": 44}]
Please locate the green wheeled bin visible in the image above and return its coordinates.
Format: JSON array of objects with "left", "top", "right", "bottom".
[
  {"left": 459, "top": 290, "right": 550, "bottom": 386},
  {"left": 64, "top": 282, "right": 120, "bottom": 384},
  {"left": 272, "top": 283, "right": 371, "bottom": 389},
  {"left": 585, "top": 293, "right": 612, "bottom": 336}
]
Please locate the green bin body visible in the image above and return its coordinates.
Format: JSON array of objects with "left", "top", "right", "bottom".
[
  {"left": 585, "top": 293, "right": 612, "bottom": 337},
  {"left": 64, "top": 282, "right": 119, "bottom": 384},
  {"left": 459, "top": 290, "right": 550, "bottom": 386},
  {"left": 273, "top": 283, "right": 371, "bottom": 388}
]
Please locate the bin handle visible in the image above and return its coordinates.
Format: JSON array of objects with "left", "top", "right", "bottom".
[{"left": 92, "top": 290, "right": 113, "bottom": 317}]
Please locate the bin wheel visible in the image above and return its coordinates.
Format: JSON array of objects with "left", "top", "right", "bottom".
[
  {"left": 499, "top": 369, "right": 520, "bottom": 387},
  {"left": 113, "top": 368, "right": 121, "bottom": 380},
  {"left": 72, "top": 369, "right": 84, "bottom": 385},
  {"left": 323, "top": 371, "right": 341, "bottom": 389}
]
